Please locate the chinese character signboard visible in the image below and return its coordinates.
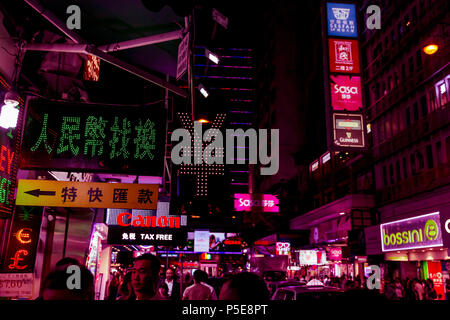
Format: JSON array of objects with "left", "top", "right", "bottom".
[
  {"left": 333, "top": 114, "right": 365, "bottom": 148},
  {"left": 330, "top": 75, "right": 362, "bottom": 111},
  {"left": 16, "top": 180, "right": 159, "bottom": 210},
  {"left": 234, "top": 194, "right": 279, "bottom": 212},
  {"left": 322, "top": 2, "right": 367, "bottom": 151},
  {"left": 328, "top": 39, "right": 360, "bottom": 74},
  {"left": 1, "top": 206, "right": 42, "bottom": 273},
  {"left": 380, "top": 212, "right": 443, "bottom": 252},
  {"left": 326, "top": 2, "right": 357, "bottom": 37},
  {"left": 107, "top": 226, "right": 187, "bottom": 246},
  {"left": 20, "top": 99, "right": 166, "bottom": 176}
]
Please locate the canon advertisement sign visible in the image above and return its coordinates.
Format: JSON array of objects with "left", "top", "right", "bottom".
[{"left": 330, "top": 75, "right": 362, "bottom": 111}]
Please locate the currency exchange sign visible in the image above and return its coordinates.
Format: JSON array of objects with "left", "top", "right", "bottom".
[{"left": 20, "top": 99, "right": 166, "bottom": 176}]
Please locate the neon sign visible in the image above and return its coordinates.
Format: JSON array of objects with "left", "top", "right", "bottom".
[
  {"left": 330, "top": 75, "right": 362, "bottom": 111},
  {"left": 381, "top": 212, "right": 443, "bottom": 252},
  {"left": 276, "top": 242, "right": 290, "bottom": 256},
  {"left": 328, "top": 38, "right": 360, "bottom": 74},
  {"left": 21, "top": 99, "right": 166, "bottom": 176},
  {"left": 116, "top": 212, "right": 181, "bottom": 228},
  {"left": 234, "top": 194, "right": 279, "bottom": 212}
]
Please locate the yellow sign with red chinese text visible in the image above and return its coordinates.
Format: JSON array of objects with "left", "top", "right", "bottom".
[{"left": 16, "top": 179, "right": 158, "bottom": 209}]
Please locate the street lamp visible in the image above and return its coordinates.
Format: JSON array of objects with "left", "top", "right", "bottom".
[
  {"left": 198, "top": 83, "right": 209, "bottom": 98},
  {"left": 205, "top": 48, "right": 220, "bottom": 64},
  {"left": 423, "top": 44, "right": 439, "bottom": 55}
]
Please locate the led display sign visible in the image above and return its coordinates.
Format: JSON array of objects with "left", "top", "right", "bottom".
[
  {"left": 20, "top": 99, "right": 166, "bottom": 175},
  {"left": 234, "top": 193, "right": 279, "bottom": 212},
  {"left": 328, "top": 38, "right": 360, "bottom": 74},
  {"left": 380, "top": 212, "right": 443, "bottom": 252},
  {"left": 326, "top": 2, "right": 357, "bottom": 37},
  {"left": 1, "top": 206, "right": 42, "bottom": 273},
  {"left": 330, "top": 75, "right": 362, "bottom": 111}
]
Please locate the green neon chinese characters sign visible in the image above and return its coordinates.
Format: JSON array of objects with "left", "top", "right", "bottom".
[{"left": 21, "top": 100, "right": 165, "bottom": 175}]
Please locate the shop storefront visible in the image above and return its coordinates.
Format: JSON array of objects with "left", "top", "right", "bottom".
[
  {"left": 365, "top": 203, "right": 450, "bottom": 299},
  {"left": 290, "top": 194, "right": 376, "bottom": 282}
]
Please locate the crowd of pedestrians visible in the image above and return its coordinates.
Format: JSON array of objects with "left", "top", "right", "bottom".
[
  {"left": 37, "top": 255, "right": 450, "bottom": 301},
  {"left": 39, "top": 254, "right": 271, "bottom": 300}
]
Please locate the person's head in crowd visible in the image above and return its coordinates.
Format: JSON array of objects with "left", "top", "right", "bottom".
[
  {"left": 219, "top": 272, "right": 270, "bottom": 300},
  {"left": 193, "top": 269, "right": 205, "bottom": 284},
  {"left": 159, "top": 282, "right": 169, "bottom": 299},
  {"left": 55, "top": 257, "right": 82, "bottom": 271},
  {"left": 131, "top": 253, "right": 162, "bottom": 300},
  {"left": 166, "top": 267, "right": 175, "bottom": 282},
  {"left": 117, "top": 271, "right": 135, "bottom": 300},
  {"left": 42, "top": 266, "right": 94, "bottom": 300}
]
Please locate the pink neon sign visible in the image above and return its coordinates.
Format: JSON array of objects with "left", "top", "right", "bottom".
[
  {"left": 330, "top": 75, "right": 362, "bottom": 111},
  {"left": 234, "top": 194, "right": 279, "bottom": 212}
]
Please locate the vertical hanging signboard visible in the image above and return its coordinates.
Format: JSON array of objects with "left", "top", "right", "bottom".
[{"left": 322, "top": 2, "right": 367, "bottom": 151}]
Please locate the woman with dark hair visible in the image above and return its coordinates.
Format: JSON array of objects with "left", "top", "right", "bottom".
[
  {"left": 117, "top": 271, "right": 136, "bottom": 300},
  {"left": 424, "top": 279, "right": 437, "bottom": 300}
]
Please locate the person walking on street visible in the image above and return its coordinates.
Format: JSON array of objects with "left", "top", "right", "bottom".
[
  {"left": 393, "top": 278, "right": 405, "bottom": 300},
  {"left": 183, "top": 270, "right": 214, "bottom": 300},
  {"left": 165, "top": 267, "right": 181, "bottom": 300},
  {"left": 131, "top": 254, "right": 166, "bottom": 300},
  {"left": 424, "top": 279, "right": 437, "bottom": 300}
]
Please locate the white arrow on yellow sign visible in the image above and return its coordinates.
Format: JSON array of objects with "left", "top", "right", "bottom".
[{"left": 16, "top": 179, "right": 159, "bottom": 210}]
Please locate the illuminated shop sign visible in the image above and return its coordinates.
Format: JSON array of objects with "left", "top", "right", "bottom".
[
  {"left": 234, "top": 194, "right": 279, "bottom": 212},
  {"left": 1, "top": 206, "right": 42, "bottom": 273},
  {"left": 299, "top": 250, "right": 327, "bottom": 265},
  {"left": 326, "top": 2, "right": 357, "bottom": 37},
  {"left": 20, "top": 99, "right": 166, "bottom": 175},
  {"left": 107, "top": 226, "right": 187, "bottom": 246},
  {"left": 380, "top": 212, "right": 443, "bottom": 252},
  {"left": 116, "top": 212, "right": 180, "bottom": 228},
  {"left": 321, "top": 152, "right": 331, "bottom": 164},
  {"left": 326, "top": 247, "right": 342, "bottom": 261},
  {"left": 328, "top": 38, "right": 360, "bottom": 74},
  {"left": 330, "top": 75, "right": 362, "bottom": 111},
  {"left": 276, "top": 242, "right": 290, "bottom": 256},
  {"left": 333, "top": 113, "right": 365, "bottom": 148}
]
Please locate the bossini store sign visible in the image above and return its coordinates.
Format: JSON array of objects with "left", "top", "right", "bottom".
[{"left": 381, "top": 212, "right": 443, "bottom": 252}]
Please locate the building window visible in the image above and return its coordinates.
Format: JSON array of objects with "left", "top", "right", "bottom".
[
  {"left": 420, "top": 95, "right": 428, "bottom": 117},
  {"left": 446, "top": 136, "right": 450, "bottom": 164},
  {"left": 426, "top": 145, "right": 434, "bottom": 169},
  {"left": 429, "top": 90, "right": 437, "bottom": 112},
  {"left": 417, "top": 151, "right": 425, "bottom": 170},
  {"left": 436, "top": 141, "right": 442, "bottom": 165},
  {"left": 410, "top": 154, "right": 416, "bottom": 175},
  {"left": 398, "top": 22, "right": 404, "bottom": 37},
  {"left": 405, "top": 107, "right": 411, "bottom": 127},
  {"left": 383, "top": 165, "right": 388, "bottom": 186},
  {"left": 413, "top": 102, "right": 419, "bottom": 122},
  {"left": 436, "top": 80, "right": 448, "bottom": 107},
  {"left": 403, "top": 157, "right": 408, "bottom": 179},
  {"left": 396, "top": 161, "right": 401, "bottom": 182},
  {"left": 385, "top": 115, "right": 391, "bottom": 139},
  {"left": 389, "top": 163, "right": 395, "bottom": 184},
  {"left": 416, "top": 50, "right": 422, "bottom": 68},
  {"left": 408, "top": 56, "right": 414, "bottom": 74}
]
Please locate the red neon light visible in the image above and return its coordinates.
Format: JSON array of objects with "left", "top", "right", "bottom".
[
  {"left": 116, "top": 212, "right": 181, "bottom": 228},
  {"left": 8, "top": 249, "right": 29, "bottom": 270}
]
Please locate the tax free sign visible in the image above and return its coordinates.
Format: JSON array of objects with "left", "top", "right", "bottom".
[{"left": 381, "top": 212, "right": 443, "bottom": 252}]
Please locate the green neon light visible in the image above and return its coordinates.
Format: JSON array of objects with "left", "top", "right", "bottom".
[
  {"left": 109, "top": 117, "right": 131, "bottom": 159},
  {"left": 30, "top": 113, "right": 53, "bottom": 154},
  {"left": 57, "top": 116, "right": 81, "bottom": 156},
  {"left": 84, "top": 116, "right": 108, "bottom": 156},
  {"left": 134, "top": 119, "right": 156, "bottom": 160}
]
